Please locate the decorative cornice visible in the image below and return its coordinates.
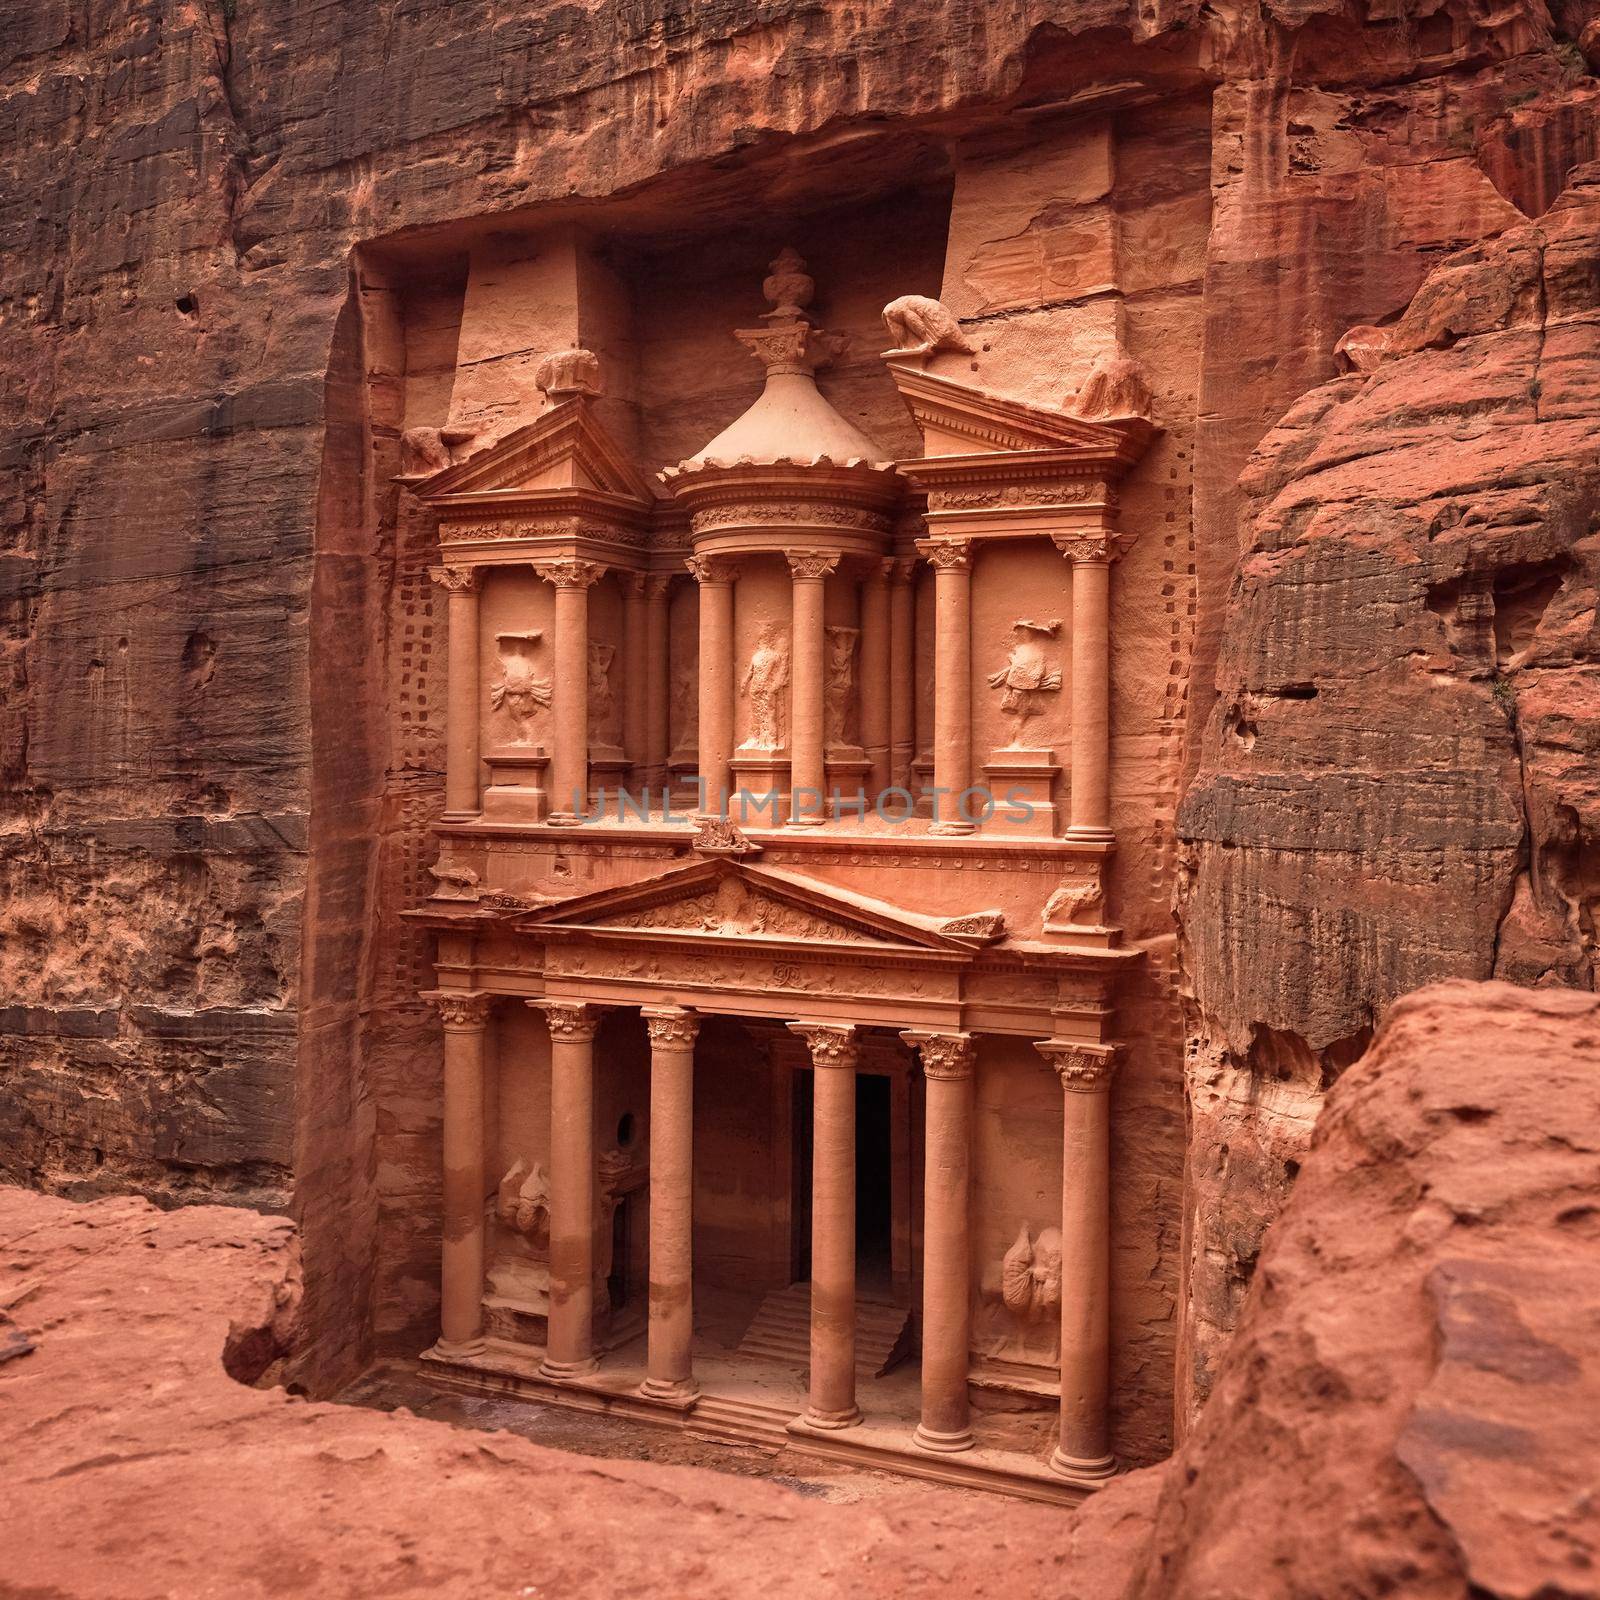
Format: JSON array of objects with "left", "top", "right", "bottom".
[
  {"left": 901, "top": 1030, "right": 975, "bottom": 1080},
  {"left": 641, "top": 1006, "right": 701, "bottom": 1048},
  {"left": 425, "top": 990, "right": 491, "bottom": 1029},
  {"left": 532, "top": 1000, "right": 602, "bottom": 1041},
  {"left": 917, "top": 538, "right": 972, "bottom": 572},
  {"left": 787, "top": 1022, "right": 859, "bottom": 1068},
  {"left": 785, "top": 549, "right": 841, "bottom": 581},
  {"left": 532, "top": 557, "right": 606, "bottom": 589},
  {"left": 429, "top": 564, "right": 479, "bottom": 593},
  {"left": 1034, "top": 1039, "right": 1118, "bottom": 1092}
]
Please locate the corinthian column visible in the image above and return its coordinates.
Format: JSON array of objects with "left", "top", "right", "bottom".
[
  {"left": 430, "top": 565, "right": 482, "bottom": 821},
  {"left": 1053, "top": 532, "right": 1117, "bottom": 842},
  {"left": 621, "top": 573, "right": 649, "bottom": 785},
  {"left": 788, "top": 1022, "right": 861, "bottom": 1428},
  {"left": 918, "top": 539, "right": 974, "bottom": 835},
  {"left": 1034, "top": 1038, "right": 1118, "bottom": 1480},
  {"left": 532, "top": 999, "right": 603, "bottom": 1379},
  {"left": 887, "top": 557, "right": 916, "bottom": 793},
  {"left": 534, "top": 558, "right": 605, "bottom": 824},
  {"left": 786, "top": 550, "right": 838, "bottom": 826},
  {"left": 859, "top": 559, "right": 891, "bottom": 797},
  {"left": 687, "top": 555, "right": 737, "bottom": 812},
  {"left": 426, "top": 989, "right": 491, "bottom": 1354},
  {"left": 643, "top": 575, "right": 673, "bottom": 791},
  {"left": 639, "top": 1006, "right": 700, "bottom": 1401},
  {"left": 901, "top": 1030, "right": 975, "bottom": 1452}
]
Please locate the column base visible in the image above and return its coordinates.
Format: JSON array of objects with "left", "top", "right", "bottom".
[
  {"left": 802, "top": 1403, "right": 862, "bottom": 1431},
  {"left": 638, "top": 1376, "right": 700, "bottom": 1404},
  {"left": 1063, "top": 824, "right": 1115, "bottom": 844},
  {"left": 913, "top": 1423, "right": 975, "bottom": 1454},
  {"left": 539, "top": 1355, "right": 600, "bottom": 1381},
  {"left": 427, "top": 1335, "right": 486, "bottom": 1360},
  {"left": 929, "top": 820, "right": 976, "bottom": 837},
  {"left": 784, "top": 815, "right": 825, "bottom": 829},
  {"left": 1049, "top": 1447, "right": 1117, "bottom": 1482},
  {"left": 440, "top": 810, "right": 481, "bottom": 825},
  {"left": 545, "top": 811, "right": 584, "bottom": 829}
]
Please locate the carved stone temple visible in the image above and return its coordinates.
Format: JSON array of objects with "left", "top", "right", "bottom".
[{"left": 405, "top": 239, "right": 1159, "bottom": 1503}]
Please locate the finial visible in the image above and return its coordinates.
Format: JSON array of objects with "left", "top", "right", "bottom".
[{"left": 761, "top": 247, "right": 815, "bottom": 325}]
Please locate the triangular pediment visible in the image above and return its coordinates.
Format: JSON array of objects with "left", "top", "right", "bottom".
[
  {"left": 419, "top": 398, "right": 657, "bottom": 506},
  {"left": 517, "top": 858, "right": 978, "bottom": 954},
  {"left": 886, "top": 363, "right": 1147, "bottom": 462}
]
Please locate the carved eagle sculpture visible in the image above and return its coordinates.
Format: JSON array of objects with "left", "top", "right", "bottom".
[
  {"left": 1001, "top": 1223, "right": 1064, "bottom": 1323},
  {"left": 881, "top": 294, "right": 976, "bottom": 361}
]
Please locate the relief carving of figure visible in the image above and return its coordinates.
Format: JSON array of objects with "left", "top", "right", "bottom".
[
  {"left": 669, "top": 648, "right": 699, "bottom": 763},
  {"left": 976, "top": 1222, "right": 1063, "bottom": 1367},
  {"left": 824, "top": 625, "right": 860, "bottom": 750},
  {"left": 588, "top": 641, "right": 621, "bottom": 748},
  {"left": 489, "top": 632, "right": 551, "bottom": 743},
  {"left": 881, "top": 294, "right": 976, "bottom": 361},
  {"left": 739, "top": 622, "right": 789, "bottom": 750},
  {"left": 535, "top": 346, "right": 603, "bottom": 398},
  {"left": 1068, "top": 352, "right": 1154, "bottom": 423},
  {"left": 988, "top": 619, "right": 1062, "bottom": 744},
  {"left": 487, "top": 1158, "right": 552, "bottom": 1305}
]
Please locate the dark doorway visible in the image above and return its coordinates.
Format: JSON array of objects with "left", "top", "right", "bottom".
[{"left": 856, "top": 1073, "right": 892, "bottom": 1288}]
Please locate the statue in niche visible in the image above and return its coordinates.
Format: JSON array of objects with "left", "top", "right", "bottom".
[
  {"left": 588, "top": 641, "right": 621, "bottom": 748},
  {"left": 976, "top": 1222, "right": 1063, "bottom": 1367},
  {"left": 824, "top": 625, "right": 860, "bottom": 750},
  {"left": 488, "top": 1158, "right": 552, "bottom": 1304},
  {"left": 739, "top": 622, "right": 789, "bottom": 750},
  {"left": 881, "top": 294, "right": 976, "bottom": 361},
  {"left": 489, "top": 632, "right": 550, "bottom": 743},
  {"left": 988, "top": 619, "right": 1062, "bottom": 745}
]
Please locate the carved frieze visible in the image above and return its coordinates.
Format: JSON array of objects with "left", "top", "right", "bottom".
[
  {"left": 591, "top": 876, "right": 885, "bottom": 943},
  {"left": 441, "top": 517, "right": 644, "bottom": 546},
  {"left": 690, "top": 501, "right": 886, "bottom": 534},
  {"left": 929, "top": 479, "right": 1108, "bottom": 511}
]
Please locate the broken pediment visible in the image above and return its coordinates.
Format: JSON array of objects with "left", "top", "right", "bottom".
[
  {"left": 517, "top": 857, "right": 984, "bottom": 955},
  {"left": 417, "top": 396, "right": 658, "bottom": 508},
  {"left": 885, "top": 363, "right": 1152, "bottom": 468}
]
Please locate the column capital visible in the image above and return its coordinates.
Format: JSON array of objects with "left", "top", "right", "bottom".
[
  {"left": 886, "top": 555, "right": 918, "bottom": 585},
  {"left": 1035, "top": 1038, "right": 1118, "bottom": 1092},
  {"left": 785, "top": 549, "right": 841, "bottom": 581},
  {"left": 641, "top": 1006, "right": 701, "bottom": 1047},
  {"left": 787, "top": 1021, "right": 858, "bottom": 1068},
  {"left": 916, "top": 538, "right": 972, "bottom": 572},
  {"left": 1051, "top": 531, "right": 1123, "bottom": 565},
  {"left": 685, "top": 553, "right": 738, "bottom": 585},
  {"left": 901, "top": 1030, "right": 975, "bottom": 1080},
  {"left": 642, "top": 572, "right": 675, "bottom": 600},
  {"left": 531, "top": 999, "right": 603, "bottom": 1041},
  {"left": 424, "top": 990, "right": 492, "bottom": 1030},
  {"left": 533, "top": 557, "right": 607, "bottom": 589},
  {"left": 429, "top": 563, "right": 479, "bottom": 593}
]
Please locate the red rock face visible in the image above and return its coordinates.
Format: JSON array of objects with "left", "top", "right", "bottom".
[
  {"left": 1177, "top": 164, "right": 1600, "bottom": 1411},
  {"left": 1, "top": 0, "right": 1596, "bottom": 1422}
]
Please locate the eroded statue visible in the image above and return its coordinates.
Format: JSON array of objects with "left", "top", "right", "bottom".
[
  {"left": 739, "top": 622, "right": 789, "bottom": 750},
  {"left": 881, "top": 294, "right": 976, "bottom": 361},
  {"left": 1068, "top": 352, "right": 1154, "bottom": 423},
  {"left": 988, "top": 619, "right": 1063, "bottom": 744},
  {"left": 588, "top": 641, "right": 621, "bottom": 747},
  {"left": 974, "top": 1222, "right": 1064, "bottom": 1368},
  {"left": 535, "top": 346, "right": 603, "bottom": 398},
  {"left": 824, "top": 625, "right": 860, "bottom": 749},
  {"left": 489, "top": 632, "right": 551, "bottom": 743}
]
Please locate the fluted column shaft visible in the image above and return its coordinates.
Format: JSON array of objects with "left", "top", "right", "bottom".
[
  {"left": 428, "top": 990, "right": 491, "bottom": 1352},
  {"left": 1055, "top": 534, "right": 1116, "bottom": 841},
  {"left": 919, "top": 540, "right": 974, "bottom": 835},
  {"left": 903, "top": 1031, "right": 976, "bottom": 1451},
  {"left": 537, "top": 559, "right": 605, "bottom": 823},
  {"left": 689, "top": 556, "right": 736, "bottom": 811},
  {"left": 534, "top": 1000, "right": 602, "bottom": 1379},
  {"left": 786, "top": 550, "right": 837, "bottom": 826},
  {"left": 887, "top": 558, "right": 916, "bottom": 792},
  {"left": 431, "top": 566, "right": 481, "bottom": 821},
  {"left": 789, "top": 1023, "right": 861, "bottom": 1428},
  {"left": 860, "top": 560, "right": 891, "bottom": 797},
  {"left": 643, "top": 575, "right": 672, "bottom": 789},
  {"left": 640, "top": 1007, "right": 700, "bottom": 1400},
  {"left": 1036, "top": 1039, "right": 1118, "bottom": 1479}
]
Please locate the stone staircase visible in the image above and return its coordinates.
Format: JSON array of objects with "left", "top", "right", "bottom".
[
  {"left": 687, "top": 1393, "right": 798, "bottom": 1449},
  {"left": 735, "top": 1284, "right": 912, "bottom": 1376}
]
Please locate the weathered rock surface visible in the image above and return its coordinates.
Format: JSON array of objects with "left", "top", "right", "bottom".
[
  {"left": 0, "top": 1183, "right": 1146, "bottom": 1600},
  {"left": 1122, "top": 979, "right": 1600, "bottom": 1598},
  {"left": 1177, "top": 160, "right": 1600, "bottom": 1407}
]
